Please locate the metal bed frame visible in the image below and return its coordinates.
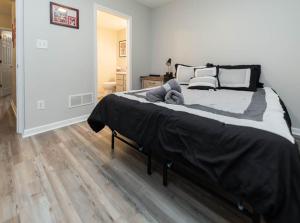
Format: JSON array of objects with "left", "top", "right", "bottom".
[{"left": 111, "top": 130, "right": 261, "bottom": 223}]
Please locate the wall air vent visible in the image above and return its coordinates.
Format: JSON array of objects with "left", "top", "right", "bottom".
[{"left": 69, "top": 93, "right": 94, "bottom": 108}]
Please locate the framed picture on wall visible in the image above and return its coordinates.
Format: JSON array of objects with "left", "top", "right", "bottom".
[
  {"left": 119, "top": 40, "right": 127, "bottom": 57},
  {"left": 50, "top": 2, "right": 79, "bottom": 29}
]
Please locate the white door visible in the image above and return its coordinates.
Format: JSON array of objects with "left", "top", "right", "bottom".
[{"left": 0, "top": 31, "right": 13, "bottom": 97}]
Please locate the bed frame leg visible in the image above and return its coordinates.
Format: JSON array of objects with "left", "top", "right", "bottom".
[
  {"left": 163, "top": 163, "right": 168, "bottom": 186},
  {"left": 147, "top": 151, "right": 152, "bottom": 175},
  {"left": 238, "top": 201, "right": 260, "bottom": 223},
  {"left": 111, "top": 130, "right": 116, "bottom": 151},
  {"left": 163, "top": 162, "right": 173, "bottom": 187}
]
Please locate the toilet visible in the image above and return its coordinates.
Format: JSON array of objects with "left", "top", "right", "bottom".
[{"left": 103, "top": 81, "right": 116, "bottom": 95}]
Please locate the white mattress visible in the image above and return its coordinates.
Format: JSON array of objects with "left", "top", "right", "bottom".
[{"left": 115, "top": 87, "right": 295, "bottom": 144}]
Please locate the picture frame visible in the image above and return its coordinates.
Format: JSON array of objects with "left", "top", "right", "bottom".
[
  {"left": 50, "top": 2, "right": 79, "bottom": 29},
  {"left": 119, "top": 40, "right": 127, "bottom": 57}
]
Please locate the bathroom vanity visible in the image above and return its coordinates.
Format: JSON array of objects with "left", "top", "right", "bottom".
[{"left": 116, "top": 72, "right": 127, "bottom": 92}]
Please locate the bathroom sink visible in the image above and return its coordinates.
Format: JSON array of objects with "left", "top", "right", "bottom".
[{"left": 116, "top": 71, "right": 127, "bottom": 75}]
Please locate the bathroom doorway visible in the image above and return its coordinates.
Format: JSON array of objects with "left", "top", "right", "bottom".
[{"left": 95, "top": 5, "right": 132, "bottom": 100}]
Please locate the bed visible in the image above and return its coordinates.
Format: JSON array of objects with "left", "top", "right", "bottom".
[{"left": 88, "top": 83, "right": 300, "bottom": 223}]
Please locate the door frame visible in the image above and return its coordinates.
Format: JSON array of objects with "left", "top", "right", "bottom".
[
  {"left": 93, "top": 3, "right": 132, "bottom": 103},
  {"left": 15, "top": 0, "right": 25, "bottom": 134}
]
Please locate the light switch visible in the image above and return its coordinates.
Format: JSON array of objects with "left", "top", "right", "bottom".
[{"left": 36, "top": 39, "right": 48, "bottom": 49}]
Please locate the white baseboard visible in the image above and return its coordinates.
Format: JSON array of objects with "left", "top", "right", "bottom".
[
  {"left": 23, "top": 114, "right": 89, "bottom": 138},
  {"left": 292, "top": 127, "right": 300, "bottom": 138},
  {"left": 10, "top": 100, "right": 17, "bottom": 117}
]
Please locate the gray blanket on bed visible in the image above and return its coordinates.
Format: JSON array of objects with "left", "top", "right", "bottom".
[
  {"left": 146, "top": 79, "right": 182, "bottom": 102},
  {"left": 165, "top": 90, "right": 184, "bottom": 105}
]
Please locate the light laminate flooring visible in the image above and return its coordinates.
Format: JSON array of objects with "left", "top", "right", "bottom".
[{"left": 1, "top": 96, "right": 299, "bottom": 223}]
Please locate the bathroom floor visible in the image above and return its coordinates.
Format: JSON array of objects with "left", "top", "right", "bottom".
[{"left": 97, "top": 95, "right": 104, "bottom": 101}]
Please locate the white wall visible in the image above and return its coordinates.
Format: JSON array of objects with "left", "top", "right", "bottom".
[
  {"left": 24, "top": 0, "right": 151, "bottom": 129},
  {"left": 98, "top": 28, "right": 117, "bottom": 96},
  {"left": 151, "top": 0, "right": 300, "bottom": 128},
  {"left": 22, "top": 0, "right": 300, "bottom": 131}
]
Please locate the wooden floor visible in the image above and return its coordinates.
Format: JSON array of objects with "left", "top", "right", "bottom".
[{"left": 0, "top": 96, "right": 299, "bottom": 223}]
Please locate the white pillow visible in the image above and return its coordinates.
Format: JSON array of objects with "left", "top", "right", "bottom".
[
  {"left": 195, "top": 67, "right": 217, "bottom": 77},
  {"left": 176, "top": 65, "right": 205, "bottom": 84},
  {"left": 219, "top": 68, "right": 251, "bottom": 88},
  {"left": 188, "top": 77, "right": 218, "bottom": 90}
]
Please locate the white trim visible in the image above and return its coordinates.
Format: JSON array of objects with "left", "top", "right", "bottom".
[
  {"left": 93, "top": 3, "right": 133, "bottom": 106},
  {"left": 23, "top": 114, "right": 89, "bottom": 138},
  {"left": 10, "top": 100, "right": 17, "bottom": 117},
  {"left": 16, "top": 0, "right": 25, "bottom": 134},
  {"left": 292, "top": 127, "right": 300, "bottom": 137}
]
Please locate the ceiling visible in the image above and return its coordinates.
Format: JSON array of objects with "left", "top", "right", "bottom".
[
  {"left": 135, "top": 0, "right": 174, "bottom": 8},
  {"left": 0, "top": 0, "right": 12, "bottom": 16},
  {"left": 98, "top": 11, "right": 127, "bottom": 31}
]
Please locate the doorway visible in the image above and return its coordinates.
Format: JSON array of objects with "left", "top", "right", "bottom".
[
  {"left": 94, "top": 5, "right": 132, "bottom": 101},
  {"left": 0, "top": 30, "right": 13, "bottom": 97},
  {"left": 0, "top": 0, "right": 24, "bottom": 134},
  {"left": 0, "top": 0, "right": 17, "bottom": 121}
]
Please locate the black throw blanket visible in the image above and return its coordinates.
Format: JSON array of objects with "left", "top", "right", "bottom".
[{"left": 88, "top": 94, "right": 300, "bottom": 223}]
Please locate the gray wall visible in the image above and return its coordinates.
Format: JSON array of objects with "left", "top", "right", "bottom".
[
  {"left": 24, "top": 0, "right": 151, "bottom": 129},
  {"left": 150, "top": 0, "right": 300, "bottom": 128},
  {"left": 23, "top": 0, "right": 300, "bottom": 130}
]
